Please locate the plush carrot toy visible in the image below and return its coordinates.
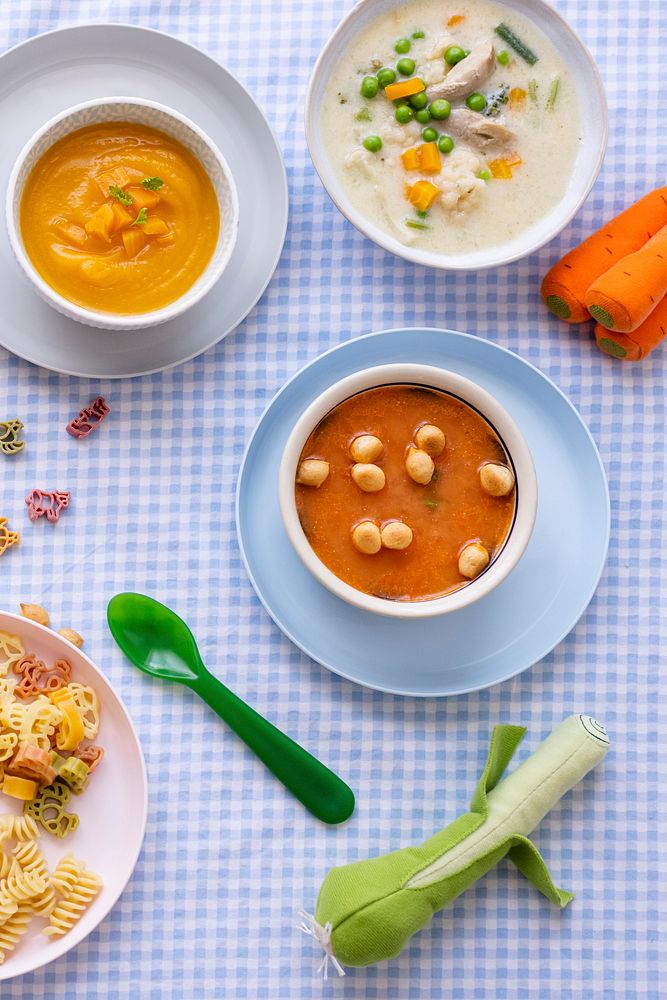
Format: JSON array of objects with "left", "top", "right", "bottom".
[
  {"left": 541, "top": 187, "right": 667, "bottom": 323},
  {"left": 585, "top": 225, "right": 667, "bottom": 332},
  {"left": 595, "top": 292, "right": 667, "bottom": 361}
]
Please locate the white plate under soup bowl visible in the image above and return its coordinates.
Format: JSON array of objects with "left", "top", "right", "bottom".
[
  {"left": 279, "top": 363, "right": 538, "bottom": 618},
  {"left": 6, "top": 97, "right": 239, "bottom": 330},
  {"left": 305, "top": 0, "right": 607, "bottom": 270}
]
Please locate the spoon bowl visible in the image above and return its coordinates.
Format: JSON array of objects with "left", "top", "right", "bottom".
[{"left": 108, "top": 593, "right": 203, "bottom": 684}]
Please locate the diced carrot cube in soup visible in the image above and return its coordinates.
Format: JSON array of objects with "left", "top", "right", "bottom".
[
  {"left": 401, "top": 147, "right": 421, "bottom": 171},
  {"left": 407, "top": 180, "right": 440, "bottom": 212},
  {"left": 84, "top": 203, "right": 114, "bottom": 242},
  {"left": 121, "top": 228, "right": 147, "bottom": 259},
  {"left": 509, "top": 88, "right": 527, "bottom": 108},
  {"left": 488, "top": 159, "right": 513, "bottom": 179},
  {"left": 384, "top": 78, "right": 425, "bottom": 101},
  {"left": 143, "top": 218, "right": 170, "bottom": 237},
  {"left": 94, "top": 166, "right": 133, "bottom": 196},
  {"left": 125, "top": 186, "right": 161, "bottom": 212},
  {"left": 418, "top": 142, "right": 441, "bottom": 173},
  {"left": 447, "top": 14, "right": 465, "bottom": 26},
  {"left": 505, "top": 152, "right": 523, "bottom": 167},
  {"left": 109, "top": 202, "right": 134, "bottom": 233}
]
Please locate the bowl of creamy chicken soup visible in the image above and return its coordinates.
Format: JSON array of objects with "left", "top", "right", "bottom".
[{"left": 306, "top": 0, "right": 607, "bottom": 269}]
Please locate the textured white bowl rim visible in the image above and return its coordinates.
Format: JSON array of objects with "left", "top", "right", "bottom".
[
  {"left": 279, "top": 363, "right": 538, "bottom": 618},
  {"left": 5, "top": 95, "right": 239, "bottom": 330},
  {"left": 0, "top": 610, "right": 148, "bottom": 981},
  {"left": 305, "top": 0, "right": 609, "bottom": 271}
]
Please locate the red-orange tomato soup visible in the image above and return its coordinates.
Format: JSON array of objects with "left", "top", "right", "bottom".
[{"left": 294, "top": 385, "right": 516, "bottom": 602}]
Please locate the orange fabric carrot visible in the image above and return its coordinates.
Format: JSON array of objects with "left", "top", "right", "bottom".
[
  {"left": 541, "top": 187, "right": 667, "bottom": 323},
  {"left": 585, "top": 225, "right": 667, "bottom": 332},
  {"left": 595, "top": 292, "right": 667, "bottom": 361}
]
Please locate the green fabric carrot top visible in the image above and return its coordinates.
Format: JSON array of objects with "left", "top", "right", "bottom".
[{"left": 299, "top": 715, "right": 609, "bottom": 977}]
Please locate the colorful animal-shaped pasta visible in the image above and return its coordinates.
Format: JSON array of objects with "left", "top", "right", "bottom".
[
  {"left": 26, "top": 782, "right": 79, "bottom": 839},
  {"left": 0, "top": 634, "right": 24, "bottom": 678},
  {"left": 25, "top": 490, "right": 70, "bottom": 524},
  {"left": 301, "top": 716, "right": 609, "bottom": 975},
  {"left": 0, "top": 519, "right": 19, "bottom": 558},
  {"left": 66, "top": 396, "right": 110, "bottom": 439},
  {"left": 0, "top": 420, "right": 25, "bottom": 456}
]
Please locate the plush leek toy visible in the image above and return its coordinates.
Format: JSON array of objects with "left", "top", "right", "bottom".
[{"left": 300, "top": 715, "right": 609, "bottom": 976}]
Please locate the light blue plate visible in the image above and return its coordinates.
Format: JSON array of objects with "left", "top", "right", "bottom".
[{"left": 236, "top": 329, "right": 610, "bottom": 697}]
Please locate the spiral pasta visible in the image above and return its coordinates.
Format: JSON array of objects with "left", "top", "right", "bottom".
[
  {"left": 8, "top": 816, "right": 39, "bottom": 843},
  {"left": 44, "top": 867, "right": 101, "bottom": 938},
  {"left": 0, "top": 896, "right": 17, "bottom": 927},
  {"left": 49, "top": 854, "right": 84, "bottom": 898},
  {"left": 13, "top": 840, "right": 56, "bottom": 916},
  {"left": 0, "top": 852, "right": 11, "bottom": 881},
  {"left": 0, "top": 903, "right": 31, "bottom": 963},
  {"left": 3, "top": 862, "right": 48, "bottom": 903},
  {"left": 0, "top": 818, "right": 101, "bottom": 958}
]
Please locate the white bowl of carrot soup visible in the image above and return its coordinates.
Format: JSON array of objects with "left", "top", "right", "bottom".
[
  {"left": 6, "top": 97, "right": 238, "bottom": 329},
  {"left": 279, "top": 363, "right": 537, "bottom": 618}
]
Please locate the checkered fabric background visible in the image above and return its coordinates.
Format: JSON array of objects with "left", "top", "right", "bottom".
[{"left": 0, "top": 0, "right": 665, "bottom": 996}]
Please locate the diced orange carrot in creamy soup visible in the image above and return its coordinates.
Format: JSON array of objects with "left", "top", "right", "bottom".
[
  {"left": 19, "top": 122, "right": 220, "bottom": 314},
  {"left": 294, "top": 386, "right": 516, "bottom": 602}
]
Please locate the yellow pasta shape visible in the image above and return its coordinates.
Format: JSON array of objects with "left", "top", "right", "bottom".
[
  {"left": 0, "top": 733, "right": 16, "bottom": 764},
  {"left": 49, "top": 691, "right": 84, "bottom": 752},
  {"left": 13, "top": 840, "right": 49, "bottom": 881},
  {"left": 0, "top": 897, "right": 17, "bottom": 928},
  {"left": 12, "top": 840, "right": 55, "bottom": 915},
  {"left": 3, "top": 861, "right": 47, "bottom": 903},
  {"left": 44, "top": 866, "right": 101, "bottom": 938},
  {"left": 49, "top": 854, "right": 84, "bottom": 898},
  {"left": 0, "top": 634, "right": 24, "bottom": 678},
  {"left": 0, "top": 903, "right": 31, "bottom": 963},
  {"left": 65, "top": 684, "right": 100, "bottom": 740},
  {"left": 10, "top": 815, "right": 39, "bottom": 843},
  {"left": 0, "top": 697, "right": 62, "bottom": 752},
  {"left": 0, "top": 853, "right": 11, "bottom": 881}
]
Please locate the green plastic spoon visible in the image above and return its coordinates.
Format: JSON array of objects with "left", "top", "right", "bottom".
[{"left": 107, "top": 593, "right": 355, "bottom": 825}]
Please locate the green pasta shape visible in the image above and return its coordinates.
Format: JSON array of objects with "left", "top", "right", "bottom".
[
  {"left": 25, "top": 782, "right": 79, "bottom": 839},
  {"left": 58, "top": 758, "right": 89, "bottom": 795}
]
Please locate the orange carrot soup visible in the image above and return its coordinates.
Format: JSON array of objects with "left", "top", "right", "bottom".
[
  {"left": 294, "top": 385, "right": 517, "bottom": 602},
  {"left": 19, "top": 122, "right": 220, "bottom": 314}
]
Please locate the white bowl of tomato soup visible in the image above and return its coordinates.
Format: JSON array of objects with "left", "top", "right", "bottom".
[
  {"left": 306, "top": 0, "right": 607, "bottom": 270},
  {"left": 6, "top": 97, "right": 239, "bottom": 330},
  {"left": 279, "top": 364, "right": 537, "bottom": 618}
]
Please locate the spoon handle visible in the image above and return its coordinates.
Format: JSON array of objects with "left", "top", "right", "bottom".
[{"left": 192, "top": 670, "right": 355, "bottom": 824}]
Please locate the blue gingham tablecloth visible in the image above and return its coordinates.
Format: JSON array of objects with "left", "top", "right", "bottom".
[{"left": 1, "top": 1, "right": 665, "bottom": 997}]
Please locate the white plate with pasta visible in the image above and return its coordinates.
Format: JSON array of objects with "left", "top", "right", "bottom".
[{"left": 0, "top": 611, "right": 147, "bottom": 980}]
